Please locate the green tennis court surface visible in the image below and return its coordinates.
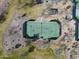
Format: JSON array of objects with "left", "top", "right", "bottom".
[{"left": 24, "top": 21, "right": 61, "bottom": 39}]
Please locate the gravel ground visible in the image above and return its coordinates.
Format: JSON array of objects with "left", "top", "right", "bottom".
[
  {"left": 0, "top": 0, "right": 10, "bottom": 15},
  {"left": 3, "top": 12, "right": 28, "bottom": 51}
]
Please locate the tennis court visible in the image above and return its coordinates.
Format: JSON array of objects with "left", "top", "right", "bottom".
[{"left": 23, "top": 20, "right": 61, "bottom": 39}]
